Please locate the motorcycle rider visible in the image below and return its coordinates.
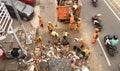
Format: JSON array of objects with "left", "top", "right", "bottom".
[
  {"left": 110, "top": 35, "right": 119, "bottom": 47},
  {"left": 105, "top": 35, "right": 119, "bottom": 47},
  {"left": 105, "top": 37, "right": 111, "bottom": 46},
  {"left": 92, "top": 14, "right": 102, "bottom": 22}
]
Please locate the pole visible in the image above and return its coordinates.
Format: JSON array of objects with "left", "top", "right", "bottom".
[
  {"left": 10, "top": 27, "right": 27, "bottom": 56},
  {"left": 10, "top": 0, "right": 32, "bottom": 44}
]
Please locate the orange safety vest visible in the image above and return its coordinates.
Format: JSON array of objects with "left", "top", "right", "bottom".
[
  {"left": 48, "top": 24, "right": 53, "bottom": 31},
  {"left": 93, "top": 32, "right": 99, "bottom": 39},
  {"left": 39, "top": 18, "right": 44, "bottom": 25},
  {"left": 36, "top": 37, "right": 42, "bottom": 45},
  {"left": 77, "top": 20, "right": 82, "bottom": 27},
  {"left": 70, "top": 16, "right": 74, "bottom": 24}
]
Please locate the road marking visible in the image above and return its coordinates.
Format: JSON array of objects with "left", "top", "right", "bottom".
[
  {"left": 97, "top": 38, "right": 111, "bottom": 66},
  {"left": 97, "top": 0, "right": 120, "bottom": 66},
  {"left": 103, "top": 0, "right": 120, "bottom": 21}
]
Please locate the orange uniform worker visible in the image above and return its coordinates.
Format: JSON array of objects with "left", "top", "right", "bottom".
[
  {"left": 39, "top": 16, "right": 44, "bottom": 27},
  {"left": 36, "top": 36, "right": 42, "bottom": 46},
  {"left": 48, "top": 21, "right": 54, "bottom": 33},
  {"left": 69, "top": 14, "right": 75, "bottom": 29},
  {"left": 76, "top": 18, "right": 83, "bottom": 31},
  {"left": 92, "top": 28, "right": 99, "bottom": 45}
]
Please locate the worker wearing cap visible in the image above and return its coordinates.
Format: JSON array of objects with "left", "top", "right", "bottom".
[
  {"left": 69, "top": 14, "right": 75, "bottom": 30},
  {"left": 91, "top": 28, "right": 99, "bottom": 46},
  {"left": 38, "top": 16, "right": 44, "bottom": 27},
  {"left": 48, "top": 21, "right": 54, "bottom": 33},
  {"left": 76, "top": 18, "right": 83, "bottom": 32}
]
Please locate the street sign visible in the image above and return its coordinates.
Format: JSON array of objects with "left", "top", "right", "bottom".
[{"left": 0, "top": 3, "right": 13, "bottom": 40}]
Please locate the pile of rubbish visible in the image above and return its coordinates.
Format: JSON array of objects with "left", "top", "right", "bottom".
[{"left": 17, "top": 30, "right": 91, "bottom": 71}]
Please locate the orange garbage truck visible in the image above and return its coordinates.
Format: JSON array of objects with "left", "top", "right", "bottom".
[{"left": 57, "top": 0, "right": 82, "bottom": 22}]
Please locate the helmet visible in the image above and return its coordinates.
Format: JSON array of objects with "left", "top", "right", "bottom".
[
  {"left": 78, "top": 18, "right": 81, "bottom": 21},
  {"left": 97, "top": 14, "right": 102, "bottom": 17},
  {"left": 107, "top": 35, "right": 112, "bottom": 40},
  {"left": 48, "top": 21, "right": 52, "bottom": 24},
  {"left": 113, "top": 35, "right": 118, "bottom": 40}
]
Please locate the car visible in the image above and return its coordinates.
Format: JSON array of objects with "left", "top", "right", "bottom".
[
  {"left": 19, "top": 0, "right": 35, "bottom": 6},
  {"left": 1, "top": 0, "right": 34, "bottom": 21}
]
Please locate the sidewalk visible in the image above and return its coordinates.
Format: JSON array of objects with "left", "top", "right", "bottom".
[{"left": 106, "top": 0, "right": 120, "bottom": 15}]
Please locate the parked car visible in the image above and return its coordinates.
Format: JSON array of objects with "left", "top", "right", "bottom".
[
  {"left": 19, "top": 0, "right": 35, "bottom": 6},
  {"left": 1, "top": 0, "right": 34, "bottom": 21}
]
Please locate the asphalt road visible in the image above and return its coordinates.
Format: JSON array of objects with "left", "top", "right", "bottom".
[{"left": 81, "top": 0, "right": 120, "bottom": 71}]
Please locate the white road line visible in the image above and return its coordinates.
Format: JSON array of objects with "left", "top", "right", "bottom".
[
  {"left": 97, "top": 38, "right": 111, "bottom": 66},
  {"left": 103, "top": 0, "right": 120, "bottom": 21},
  {"left": 97, "top": 0, "right": 120, "bottom": 66}
]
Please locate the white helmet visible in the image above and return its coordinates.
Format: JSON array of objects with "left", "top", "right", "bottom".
[{"left": 97, "top": 14, "right": 102, "bottom": 17}]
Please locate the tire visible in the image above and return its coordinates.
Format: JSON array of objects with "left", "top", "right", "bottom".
[{"left": 107, "top": 47, "right": 114, "bottom": 56}]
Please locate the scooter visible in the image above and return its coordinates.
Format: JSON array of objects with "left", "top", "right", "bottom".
[
  {"left": 92, "top": 16, "right": 103, "bottom": 31},
  {"left": 104, "top": 35, "right": 117, "bottom": 56},
  {"left": 92, "top": 0, "right": 98, "bottom": 7}
]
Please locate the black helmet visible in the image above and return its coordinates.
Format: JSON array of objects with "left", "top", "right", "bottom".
[
  {"left": 107, "top": 35, "right": 112, "bottom": 40},
  {"left": 113, "top": 35, "right": 118, "bottom": 40}
]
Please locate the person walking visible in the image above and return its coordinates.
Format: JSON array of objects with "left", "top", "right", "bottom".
[
  {"left": 69, "top": 14, "right": 75, "bottom": 30},
  {"left": 38, "top": 16, "right": 44, "bottom": 27},
  {"left": 76, "top": 18, "right": 83, "bottom": 32},
  {"left": 48, "top": 21, "right": 54, "bottom": 33},
  {"left": 91, "top": 28, "right": 99, "bottom": 46}
]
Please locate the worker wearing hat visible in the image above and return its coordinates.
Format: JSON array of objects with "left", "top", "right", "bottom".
[
  {"left": 91, "top": 28, "right": 99, "bottom": 46},
  {"left": 69, "top": 13, "right": 75, "bottom": 30},
  {"left": 38, "top": 16, "right": 44, "bottom": 27},
  {"left": 48, "top": 21, "right": 54, "bottom": 33},
  {"left": 76, "top": 18, "right": 83, "bottom": 32},
  {"left": 36, "top": 35, "right": 42, "bottom": 46}
]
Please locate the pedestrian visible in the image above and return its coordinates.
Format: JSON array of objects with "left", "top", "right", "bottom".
[
  {"left": 69, "top": 14, "right": 75, "bottom": 30},
  {"left": 36, "top": 35, "right": 42, "bottom": 46},
  {"left": 91, "top": 28, "right": 99, "bottom": 46},
  {"left": 38, "top": 16, "right": 44, "bottom": 27},
  {"left": 76, "top": 18, "right": 83, "bottom": 32},
  {"left": 11, "top": 47, "right": 20, "bottom": 58},
  {"left": 48, "top": 21, "right": 54, "bottom": 33}
]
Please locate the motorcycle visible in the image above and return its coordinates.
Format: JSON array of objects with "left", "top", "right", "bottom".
[
  {"left": 92, "top": 16, "right": 103, "bottom": 31},
  {"left": 92, "top": 0, "right": 98, "bottom": 7},
  {"left": 104, "top": 35, "right": 117, "bottom": 56}
]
